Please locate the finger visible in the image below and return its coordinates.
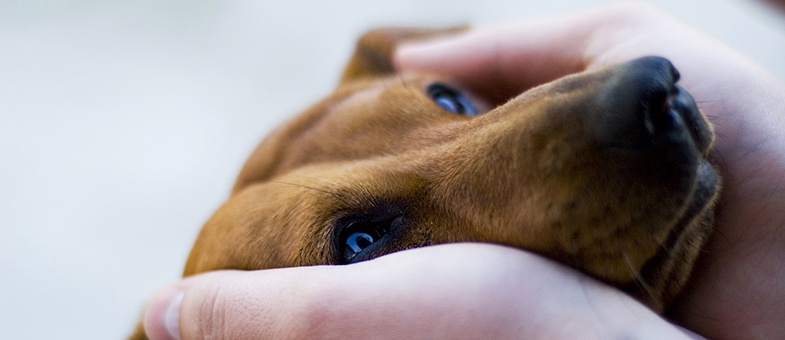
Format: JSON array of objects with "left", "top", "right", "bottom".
[
  {"left": 394, "top": 3, "right": 678, "bottom": 103},
  {"left": 144, "top": 244, "right": 695, "bottom": 339},
  {"left": 143, "top": 285, "right": 183, "bottom": 340},
  {"left": 144, "top": 269, "right": 320, "bottom": 340},
  {"left": 395, "top": 17, "right": 588, "bottom": 102}
]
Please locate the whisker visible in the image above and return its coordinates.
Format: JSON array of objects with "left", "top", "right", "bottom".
[
  {"left": 709, "top": 149, "right": 730, "bottom": 181},
  {"left": 566, "top": 241, "right": 614, "bottom": 332},
  {"left": 270, "top": 180, "right": 339, "bottom": 198},
  {"left": 301, "top": 175, "right": 342, "bottom": 187},
  {"left": 399, "top": 74, "right": 426, "bottom": 99},
  {"left": 398, "top": 73, "right": 407, "bottom": 87},
  {"left": 703, "top": 114, "right": 720, "bottom": 122},
  {"left": 620, "top": 246, "right": 657, "bottom": 307}
]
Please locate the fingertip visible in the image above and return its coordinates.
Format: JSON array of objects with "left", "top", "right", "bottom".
[
  {"left": 394, "top": 31, "right": 517, "bottom": 102},
  {"left": 143, "top": 285, "right": 184, "bottom": 340},
  {"left": 394, "top": 36, "right": 460, "bottom": 72}
]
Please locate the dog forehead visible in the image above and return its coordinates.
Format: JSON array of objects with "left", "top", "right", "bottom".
[
  {"left": 331, "top": 73, "right": 444, "bottom": 110},
  {"left": 322, "top": 73, "right": 489, "bottom": 144},
  {"left": 275, "top": 158, "right": 429, "bottom": 200},
  {"left": 305, "top": 80, "right": 460, "bottom": 156},
  {"left": 234, "top": 74, "right": 477, "bottom": 192}
]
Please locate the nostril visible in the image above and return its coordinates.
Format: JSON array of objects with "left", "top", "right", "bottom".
[
  {"left": 669, "top": 63, "right": 681, "bottom": 82},
  {"left": 644, "top": 89, "right": 675, "bottom": 137},
  {"left": 644, "top": 113, "right": 656, "bottom": 136}
]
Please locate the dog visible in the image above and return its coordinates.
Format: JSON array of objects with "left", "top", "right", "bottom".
[{"left": 131, "top": 27, "right": 720, "bottom": 339}]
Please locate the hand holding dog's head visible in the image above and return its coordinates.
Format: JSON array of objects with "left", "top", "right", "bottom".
[{"left": 185, "top": 28, "right": 719, "bottom": 312}]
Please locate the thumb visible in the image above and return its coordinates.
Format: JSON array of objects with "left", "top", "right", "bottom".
[
  {"left": 142, "top": 284, "right": 184, "bottom": 340},
  {"left": 141, "top": 244, "right": 697, "bottom": 339},
  {"left": 142, "top": 245, "right": 556, "bottom": 339},
  {"left": 143, "top": 269, "right": 322, "bottom": 340}
]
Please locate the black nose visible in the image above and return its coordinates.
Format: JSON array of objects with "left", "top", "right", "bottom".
[{"left": 593, "top": 56, "right": 687, "bottom": 150}]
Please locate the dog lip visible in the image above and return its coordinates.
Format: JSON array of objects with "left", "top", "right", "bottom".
[
  {"left": 666, "top": 85, "right": 712, "bottom": 154},
  {"left": 640, "top": 159, "right": 718, "bottom": 285},
  {"left": 632, "top": 83, "right": 711, "bottom": 160},
  {"left": 676, "top": 160, "right": 719, "bottom": 231}
]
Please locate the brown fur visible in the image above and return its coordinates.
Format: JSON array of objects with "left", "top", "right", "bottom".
[{"left": 131, "top": 28, "right": 720, "bottom": 339}]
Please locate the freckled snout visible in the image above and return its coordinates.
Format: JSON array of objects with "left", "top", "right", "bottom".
[{"left": 434, "top": 56, "right": 718, "bottom": 298}]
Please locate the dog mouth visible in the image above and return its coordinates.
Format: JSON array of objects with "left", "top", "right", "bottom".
[
  {"left": 665, "top": 160, "right": 719, "bottom": 247},
  {"left": 628, "top": 158, "right": 717, "bottom": 307},
  {"left": 594, "top": 60, "right": 720, "bottom": 308},
  {"left": 630, "top": 82, "right": 719, "bottom": 305},
  {"left": 661, "top": 85, "right": 714, "bottom": 157},
  {"left": 658, "top": 82, "right": 719, "bottom": 233},
  {"left": 646, "top": 74, "right": 719, "bottom": 237}
]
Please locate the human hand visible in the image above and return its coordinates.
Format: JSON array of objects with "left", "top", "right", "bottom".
[
  {"left": 142, "top": 244, "right": 699, "bottom": 340},
  {"left": 141, "top": 3, "right": 785, "bottom": 339},
  {"left": 396, "top": 2, "right": 785, "bottom": 338}
]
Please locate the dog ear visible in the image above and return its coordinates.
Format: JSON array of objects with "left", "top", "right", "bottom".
[{"left": 340, "top": 27, "right": 466, "bottom": 83}]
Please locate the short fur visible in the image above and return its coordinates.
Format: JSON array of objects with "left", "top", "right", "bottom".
[{"left": 131, "top": 28, "right": 720, "bottom": 339}]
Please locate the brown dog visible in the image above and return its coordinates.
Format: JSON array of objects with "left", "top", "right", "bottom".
[{"left": 132, "top": 28, "right": 720, "bottom": 339}]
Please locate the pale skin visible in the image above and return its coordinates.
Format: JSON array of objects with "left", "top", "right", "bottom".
[{"left": 143, "top": 3, "right": 785, "bottom": 339}]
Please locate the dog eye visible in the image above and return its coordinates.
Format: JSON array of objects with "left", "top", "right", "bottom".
[
  {"left": 339, "top": 221, "right": 387, "bottom": 262},
  {"left": 427, "top": 83, "right": 478, "bottom": 116}
]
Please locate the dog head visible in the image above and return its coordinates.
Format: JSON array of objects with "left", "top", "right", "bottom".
[{"left": 184, "top": 28, "right": 719, "bottom": 311}]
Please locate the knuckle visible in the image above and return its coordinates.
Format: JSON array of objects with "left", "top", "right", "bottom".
[{"left": 193, "top": 283, "right": 228, "bottom": 339}]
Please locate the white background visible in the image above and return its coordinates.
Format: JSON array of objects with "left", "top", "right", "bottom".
[{"left": 1, "top": 0, "right": 784, "bottom": 338}]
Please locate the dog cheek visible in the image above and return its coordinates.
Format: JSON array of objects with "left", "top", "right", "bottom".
[{"left": 183, "top": 185, "right": 320, "bottom": 275}]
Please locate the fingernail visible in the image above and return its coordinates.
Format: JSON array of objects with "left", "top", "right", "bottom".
[
  {"left": 394, "top": 37, "right": 463, "bottom": 71},
  {"left": 394, "top": 41, "right": 436, "bottom": 71},
  {"left": 144, "top": 286, "right": 184, "bottom": 340},
  {"left": 396, "top": 40, "right": 437, "bottom": 59},
  {"left": 164, "top": 291, "right": 184, "bottom": 340}
]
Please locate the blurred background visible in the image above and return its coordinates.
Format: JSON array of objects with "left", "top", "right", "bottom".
[{"left": 1, "top": 0, "right": 783, "bottom": 338}]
